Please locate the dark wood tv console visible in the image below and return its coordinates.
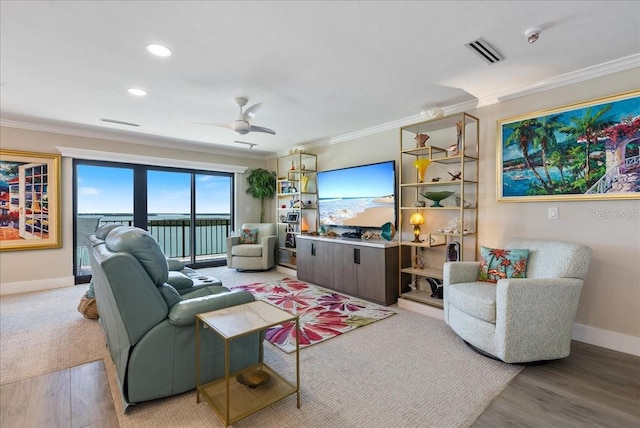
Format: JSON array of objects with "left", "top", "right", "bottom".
[{"left": 296, "top": 235, "right": 402, "bottom": 306}]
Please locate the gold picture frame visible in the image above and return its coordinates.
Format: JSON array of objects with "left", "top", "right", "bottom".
[
  {"left": 497, "top": 90, "right": 640, "bottom": 201},
  {"left": 0, "top": 150, "right": 61, "bottom": 251}
]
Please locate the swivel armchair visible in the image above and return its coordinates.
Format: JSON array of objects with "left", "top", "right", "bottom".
[
  {"left": 443, "top": 238, "right": 592, "bottom": 363},
  {"left": 227, "top": 223, "right": 277, "bottom": 271}
]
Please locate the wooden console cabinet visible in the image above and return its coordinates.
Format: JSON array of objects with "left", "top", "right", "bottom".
[{"left": 296, "top": 235, "right": 400, "bottom": 306}]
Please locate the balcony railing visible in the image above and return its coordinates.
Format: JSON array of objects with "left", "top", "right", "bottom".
[{"left": 98, "top": 216, "right": 231, "bottom": 260}]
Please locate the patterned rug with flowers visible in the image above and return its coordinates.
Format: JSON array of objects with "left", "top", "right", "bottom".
[{"left": 230, "top": 277, "right": 396, "bottom": 353}]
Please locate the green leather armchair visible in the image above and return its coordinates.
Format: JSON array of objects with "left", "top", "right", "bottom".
[{"left": 88, "top": 225, "right": 260, "bottom": 412}]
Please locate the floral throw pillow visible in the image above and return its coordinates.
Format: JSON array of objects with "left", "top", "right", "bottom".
[
  {"left": 478, "top": 246, "right": 529, "bottom": 283},
  {"left": 239, "top": 228, "right": 259, "bottom": 244}
]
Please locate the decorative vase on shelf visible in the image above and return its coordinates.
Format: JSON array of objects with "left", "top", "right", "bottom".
[
  {"left": 300, "top": 174, "right": 309, "bottom": 192},
  {"left": 420, "top": 191, "right": 454, "bottom": 207},
  {"left": 413, "top": 159, "right": 432, "bottom": 183}
]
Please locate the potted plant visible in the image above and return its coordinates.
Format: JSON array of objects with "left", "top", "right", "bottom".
[{"left": 245, "top": 168, "right": 277, "bottom": 223}]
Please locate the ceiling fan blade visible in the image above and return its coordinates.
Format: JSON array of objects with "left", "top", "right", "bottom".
[
  {"left": 243, "top": 103, "right": 262, "bottom": 122},
  {"left": 249, "top": 125, "right": 276, "bottom": 135},
  {"left": 184, "top": 121, "right": 233, "bottom": 129}
]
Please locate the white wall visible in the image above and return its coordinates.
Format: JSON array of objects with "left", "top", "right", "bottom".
[
  {"left": 308, "top": 68, "right": 640, "bottom": 353},
  {"left": 1, "top": 68, "right": 638, "bottom": 354},
  {"left": 0, "top": 127, "right": 268, "bottom": 293}
]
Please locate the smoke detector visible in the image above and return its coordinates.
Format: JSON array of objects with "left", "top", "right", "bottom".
[{"left": 525, "top": 27, "right": 542, "bottom": 44}]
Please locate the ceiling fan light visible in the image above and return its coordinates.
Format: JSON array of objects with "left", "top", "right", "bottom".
[{"left": 146, "top": 44, "right": 172, "bottom": 57}]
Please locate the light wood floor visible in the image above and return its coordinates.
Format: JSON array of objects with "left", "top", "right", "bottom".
[
  {"left": 473, "top": 340, "right": 640, "bottom": 427},
  {"left": 0, "top": 360, "right": 118, "bottom": 428},
  {"left": 1, "top": 341, "right": 637, "bottom": 427}
]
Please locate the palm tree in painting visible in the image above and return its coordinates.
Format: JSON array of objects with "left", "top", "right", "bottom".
[
  {"left": 534, "top": 114, "right": 564, "bottom": 188},
  {"left": 560, "top": 105, "right": 614, "bottom": 184},
  {"left": 504, "top": 119, "right": 553, "bottom": 193}
]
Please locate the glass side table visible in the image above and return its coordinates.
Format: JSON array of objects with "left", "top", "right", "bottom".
[{"left": 196, "top": 300, "right": 300, "bottom": 426}]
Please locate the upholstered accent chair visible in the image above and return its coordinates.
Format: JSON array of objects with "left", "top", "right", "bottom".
[
  {"left": 443, "top": 238, "right": 592, "bottom": 364},
  {"left": 226, "top": 223, "right": 277, "bottom": 271}
]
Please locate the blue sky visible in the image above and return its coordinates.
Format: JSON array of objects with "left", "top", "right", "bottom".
[
  {"left": 317, "top": 161, "right": 395, "bottom": 199},
  {"left": 77, "top": 165, "right": 231, "bottom": 214},
  {"left": 502, "top": 95, "right": 640, "bottom": 161}
]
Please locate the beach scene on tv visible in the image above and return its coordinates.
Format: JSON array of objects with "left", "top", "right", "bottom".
[{"left": 317, "top": 162, "right": 396, "bottom": 228}]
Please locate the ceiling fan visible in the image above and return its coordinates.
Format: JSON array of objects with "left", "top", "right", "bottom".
[{"left": 194, "top": 97, "right": 276, "bottom": 136}]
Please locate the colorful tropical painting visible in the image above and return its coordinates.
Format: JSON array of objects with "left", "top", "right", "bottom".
[
  {"left": 0, "top": 150, "right": 61, "bottom": 251},
  {"left": 498, "top": 90, "right": 640, "bottom": 201}
]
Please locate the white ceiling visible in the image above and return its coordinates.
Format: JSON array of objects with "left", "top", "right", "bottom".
[{"left": 1, "top": 1, "right": 639, "bottom": 158}]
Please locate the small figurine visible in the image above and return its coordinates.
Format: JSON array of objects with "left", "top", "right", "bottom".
[
  {"left": 448, "top": 171, "right": 462, "bottom": 181},
  {"left": 415, "top": 133, "right": 430, "bottom": 148},
  {"left": 431, "top": 177, "right": 441, "bottom": 182}
]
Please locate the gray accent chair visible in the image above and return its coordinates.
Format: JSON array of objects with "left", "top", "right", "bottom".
[
  {"left": 87, "top": 225, "right": 260, "bottom": 412},
  {"left": 226, "top": 223, "right": 277, "bottom": 271},
  {"left": 443, "top": 238, "right": 592, "bottom": 364}
]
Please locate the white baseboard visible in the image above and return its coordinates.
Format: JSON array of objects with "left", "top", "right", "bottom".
[
  {"left": 572, "top": 323, "right": 640, "bottom": 357},
  {"left": 276, "top": 265, "right": 298, "bottom": 278},
  {"left": 398, "top": 299, "right": 639, "bottom": 357},
  {"left": 0, "top": 276, "right": 75, "bottom": 296},
  {"left": 398, "top": 297, "right": 444, "bottom": 321}
]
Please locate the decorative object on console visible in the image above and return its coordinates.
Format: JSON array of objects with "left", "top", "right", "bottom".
[
  {"left": 415, "top": 133, "right": 430, "bottom": 147},
  {"left": 414, "top": 200, "right": 426, "bottom": 207},
  {"left": 413, "top": 158, "right": 432, "bottom": 183},
  {"left": 478, "top": 246, "right": 529, "bottom": 282},
  {"left": 420, "top": 191, "right": 454, "bottom": 207},
  {"left": 409, "top": 212, "right": 425, "bottom": 243},
  {"left": 380, "top": 222, "right": 396, "bottom": 241}
]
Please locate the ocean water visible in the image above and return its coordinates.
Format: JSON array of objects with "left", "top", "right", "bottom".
[
  {"left": 81, "top": 214, "right": 231, "bottom": 257},
  {"left": 318, "top": 198, "right": 393, "bottom": 227}
]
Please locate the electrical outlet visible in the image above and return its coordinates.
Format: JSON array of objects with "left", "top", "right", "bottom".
[{"left": 548, "top": 207, "right": 558, "bottom": 220}]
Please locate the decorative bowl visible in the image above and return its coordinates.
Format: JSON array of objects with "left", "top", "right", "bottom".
[
  {"left": 380, "top": 222, "right": 396, "bottom": 241},
  {"left": 420, "top": 191, "right": 455, "bottom": 207}
]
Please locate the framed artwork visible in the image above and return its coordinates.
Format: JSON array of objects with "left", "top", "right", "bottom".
[
  {"left": 285, "top": 211, "right": 300, "bottom": 223},
  {"left": 0, "top": 150, "right": 61, "bottom": 251},
  {"left": 497, "top": 90, "right": 640, "bottom": 201}
]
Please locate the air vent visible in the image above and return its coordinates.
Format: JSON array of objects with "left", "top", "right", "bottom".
[
  {"left": 465, "top": 38, "right": 505, "bottom": 65},
  {"left": 100, "top": 118, "right": 140, "bottom": 127}
]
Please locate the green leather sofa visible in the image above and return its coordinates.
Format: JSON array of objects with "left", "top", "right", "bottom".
[{"left": 87, "top": 225, "right": 260, "bottom": 412}]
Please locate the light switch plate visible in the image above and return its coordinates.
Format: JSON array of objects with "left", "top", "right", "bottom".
[{"left": 548, "top": 207, "right": 558, "bottom": 220}]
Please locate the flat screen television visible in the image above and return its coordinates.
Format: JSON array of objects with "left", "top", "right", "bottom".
[{"left": 317, "top": 160, "right": 397, "bottom": 230}]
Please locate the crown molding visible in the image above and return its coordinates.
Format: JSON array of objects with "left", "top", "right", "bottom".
[
  {"left": 55, "top": 146, "right": 249, "bottom": 174},
  {"left": 296, "top": 54, "right": 640, "bottom": 150},
  {"left": 0, "top": 117, "right": 269, "bottom": 160},
  {"left": 3, "top": 55, "right": 638, "bottom": 158}
]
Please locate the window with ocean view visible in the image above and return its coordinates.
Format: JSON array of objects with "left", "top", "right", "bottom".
[{"left": 74, "top": 160, "right": 233, "bottom": 282}]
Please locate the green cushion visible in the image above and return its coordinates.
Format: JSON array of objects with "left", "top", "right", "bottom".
[
  {"left": 478, "top": 246, "right": 529, "bottom": 283},
  {"left": 158, "top": 284, "right": 182, "bottom": 307}
]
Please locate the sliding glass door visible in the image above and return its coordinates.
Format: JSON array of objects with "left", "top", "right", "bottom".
[
  {"left": 74, "top": 160, "right": 233, "bottom": 283},
  {"left": 75, "top": 164, "right": 134, "bottom": 282}
]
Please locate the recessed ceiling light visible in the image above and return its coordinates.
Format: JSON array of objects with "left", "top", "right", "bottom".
[
  {"left": 128, "top": 88, "right": 147, "bottom": 96},
  {"left": 146, "top": 44, "right": 172, "bottom": 57}
]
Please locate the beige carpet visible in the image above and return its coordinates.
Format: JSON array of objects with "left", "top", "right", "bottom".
[{"left": 0, "top": 267, "right": 523, "bottom": 427}]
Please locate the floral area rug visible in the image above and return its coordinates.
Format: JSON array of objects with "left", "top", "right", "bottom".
[{"left": 230, "top": 277, "right": 396, "bottom": 353}]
